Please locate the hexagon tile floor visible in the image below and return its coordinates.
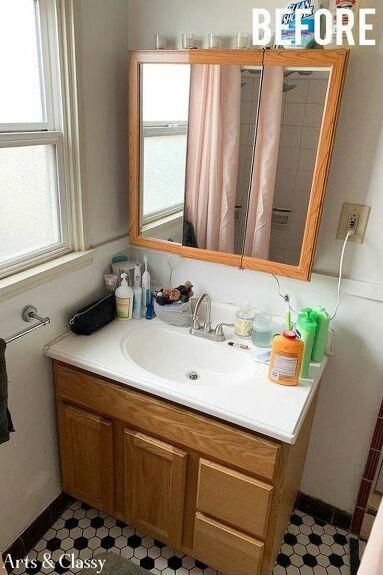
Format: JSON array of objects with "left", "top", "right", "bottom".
[{"left": 10, "top": 500, "right": 351, "bottom": 575}]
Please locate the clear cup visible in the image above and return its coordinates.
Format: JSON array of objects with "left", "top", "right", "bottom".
[
  {"left": 235, "top": 32, "right": 251, "bottom": 49},
  {"left": 154, "top": 34, "right": 167, "bottom": 50},
  {"left": 182, "top": 33, "right": 195, "bottom": 49},
  {"left": 252, "top": 312, "right": 273, "bottom": 348},
  {"left": 208, "top": 33, "right": 222, "bottom": 49}
]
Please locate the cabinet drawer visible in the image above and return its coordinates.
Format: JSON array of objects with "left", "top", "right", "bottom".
[
  {"left": 193, "top": 512, "right": 263, "bottom": 575},
  {"left": 197, "top": 459, "right": 273, "bottom": 539}
]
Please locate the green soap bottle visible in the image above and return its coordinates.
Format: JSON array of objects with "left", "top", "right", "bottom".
[
  {"left": 296, "top": 308, "right": 317, "bottom": 379},
  {"left": 311, "top": 307, "right": 330, "bottom": 363}
]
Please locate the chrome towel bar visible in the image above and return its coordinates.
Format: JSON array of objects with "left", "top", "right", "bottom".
[{"left": 4, "top": 306, "right": 51, "bottom": 345}]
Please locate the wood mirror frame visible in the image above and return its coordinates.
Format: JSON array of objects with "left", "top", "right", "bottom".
[{"left": 129, "top": 49, "right": 349, "bottom": 281}]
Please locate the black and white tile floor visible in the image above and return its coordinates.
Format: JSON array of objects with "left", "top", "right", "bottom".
[{"left": 11, "top": 501, "right": 351, "bottom": 575}]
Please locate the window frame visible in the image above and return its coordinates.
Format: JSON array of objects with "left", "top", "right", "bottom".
[
  {"left": 140, "top": 120, "right": 188, "bottom": 227},
  {"left": 0, "top": 0, "right": 85, "bottom": 280}
]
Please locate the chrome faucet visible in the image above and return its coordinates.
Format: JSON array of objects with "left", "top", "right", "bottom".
[{"left": 190, "top": 293, "right": 234, "bottom": 342}]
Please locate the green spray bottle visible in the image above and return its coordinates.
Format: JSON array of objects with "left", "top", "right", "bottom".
[
  {"left": 311, "top": 307, "right": 330, "bottom": 363},
  {"left": 296, "top": 308, "right": 317, "bottom": 379}
]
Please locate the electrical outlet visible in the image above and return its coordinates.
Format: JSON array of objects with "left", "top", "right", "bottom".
[{"left": 337, "top": 202, "right": 371, "bottom": 244}]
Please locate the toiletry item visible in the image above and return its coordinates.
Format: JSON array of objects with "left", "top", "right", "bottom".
[
  {"left": 154, "top": 33, "right": 167, "bottom": 49},
  {"left": 115, "top": 273, "right": 133, "bottom": 320},
  {"left": 182, "top": 33, "right": 195, "bottom": 49},
  {"left": 208, "top": 33, "right": 221, "bottom": 49},
  {"left": 296, "top": 308, "right": 318, "bottom": 378},
  {"left": 133, "top": 263, "right": 142, "bottom": 319},
  {"left": 235, "top": 32, "right": 251, "bottom": 49},
  {"left": 234, "top": 304, "right": 256, "bottom": 339},
  {"left": 311, "top": 306, "right": 330, "bottom": 362},
  {"left": 69, "top": 294, "right": 116, "bottom": 336},
  {"left": 104, "top": 274, "right": 118, "bottom": 293},
  {"left": 111, "top": 262, "right": 136, "bottom": 288},
  {"left": 279, "top": 0, "right": 327, "bottom": 49},
  {"left": 141, "top": 256, "right": 151, "bottom": 316},
  {"left": 328, "top": 0, "right": 360, "bottom": 48},
  {"left": 252, "top": 312, "right": 273, "bottom": 348},
  {"left": 228, "top": 342, "right": 250, "bottom": 350},
  {"left": 145, "top": 295, "right": 156, "bottom": 320},
  {"left": 269, "top": 330, "right": 304, "bottom": 386}
]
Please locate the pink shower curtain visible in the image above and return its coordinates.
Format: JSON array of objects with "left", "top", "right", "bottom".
[
  {"left": 184, "top": 65, "right": 241, "bottom": 253},
  {"left": 244, "top": 67, "right": 284, "bottom": 260}
]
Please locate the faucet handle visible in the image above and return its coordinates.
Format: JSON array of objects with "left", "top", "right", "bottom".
[{"left": 215, "top": 323, "right": 235, "bottom": 340}]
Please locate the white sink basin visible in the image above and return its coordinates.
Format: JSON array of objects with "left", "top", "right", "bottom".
[{"left": 122, "top": 323, "right": 256, "bottom": 386}]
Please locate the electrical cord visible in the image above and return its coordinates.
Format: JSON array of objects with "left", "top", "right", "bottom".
[
  {"left": 330, "top": 229, "right": 354, "bottom": 320},
  {"left": 272, "top": 228, "right": 354, "bottom": 323}
]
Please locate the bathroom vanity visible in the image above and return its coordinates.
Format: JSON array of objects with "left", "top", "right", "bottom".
[{"left": 47, "top": 318, "right": 327, "bottom": 575}]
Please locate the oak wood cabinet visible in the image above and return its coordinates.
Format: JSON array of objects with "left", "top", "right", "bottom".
[
  {"left": 123, "top": 429, "right": 187, "bottom": 547},
  {"left": 57, "top": 402, "right": 114, "bottom": 514},
  {"left": 54, "top": 361, "right": 317, "bottom": 575}
]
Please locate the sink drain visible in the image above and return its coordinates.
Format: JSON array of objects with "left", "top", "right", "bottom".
[{"left": 186, "top": 370, "right": 199, "bottom": 381}]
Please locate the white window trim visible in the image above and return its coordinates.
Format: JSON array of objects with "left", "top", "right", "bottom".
[
  {"left": 0, "top": 0, "right": 87, "bottom": 288},
  {"left": 141, "top": 121, "right": 187, "bottom": 228}
]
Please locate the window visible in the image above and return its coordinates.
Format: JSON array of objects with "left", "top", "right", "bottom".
[
  {"left": 141, "top": 64, "right": 190, "bottom": 223},
  {"left": 0, "top": 0, "right": 78, "bottom": 279}
]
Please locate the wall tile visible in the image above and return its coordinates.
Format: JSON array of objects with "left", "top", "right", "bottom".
[
  {"left": 280, "top": 125, "right": 302, "bottom": 149},
  {"left": 304, "top": 104, "right": 325, "bottom": 128},
  {"left": 284, "top": 103, "right": 305, "bottom": 126},
  {"left": 307, "top": 79, "right": 329, "bottom": 104},
  {"left": 298, "top": 149, "right": 317, "bottom": 172},
  {"left": 278, "top": 147, "right": 299, "bottom": 171},
  {"left": 286, "top": 79, "right": 309, "bottom": 104},
  {"left": 301, "top": 126, "right": 320, "bottom": 150}
]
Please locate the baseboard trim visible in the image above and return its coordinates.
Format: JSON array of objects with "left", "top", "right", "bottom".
[
  {"left": 296, "top": 492, "right": 352, "bottom": 531},
  {"left": 2, "top": 493, "right": 73, "bottom": 567}
]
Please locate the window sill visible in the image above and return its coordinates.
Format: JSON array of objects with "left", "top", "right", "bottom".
[{"left": 0, "top": 250, "right": 94, "bottom": 304}]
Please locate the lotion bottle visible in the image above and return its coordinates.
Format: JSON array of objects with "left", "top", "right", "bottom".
[{"left": 115, "top": 273, "right": 133, "bottom": 320}]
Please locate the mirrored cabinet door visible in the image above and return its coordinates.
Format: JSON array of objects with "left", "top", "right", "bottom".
[
  {"left": 242, "top": 66, "right": 330, "bottom": 266},
  {"left": 139, "top": 61, "right": 262, "bottom": 258}
]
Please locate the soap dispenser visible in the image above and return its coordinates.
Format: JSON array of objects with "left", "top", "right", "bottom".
[{"left": 115, "top": 273, "right": 133, "bottom": 320}]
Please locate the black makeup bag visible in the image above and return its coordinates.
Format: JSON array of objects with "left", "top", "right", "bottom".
[{"left": 69, "top": 293, "right": 116, "bottom": 335}]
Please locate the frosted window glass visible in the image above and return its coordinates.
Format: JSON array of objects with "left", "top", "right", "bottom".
[
  {"left": 142, "top": 65, "right": 190, "bottom": 123},
  {"left": 143, "top": 135, "right": 187, "bottom": 216},
  {"left": 0, "top": 0, "right": 45, "bottom": 123},
  {"left": 0, "top": 145, "right": 61, "bottom": 265}
]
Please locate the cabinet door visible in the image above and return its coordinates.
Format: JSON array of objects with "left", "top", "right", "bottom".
[
  {"left": 58, "top": 402, "right": 114, "bottom": 513},
  {"left": 124, "top": 429, "right": 187, "bottom": 547}
]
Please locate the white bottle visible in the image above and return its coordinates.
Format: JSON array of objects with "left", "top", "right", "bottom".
[
  {"left": 141, "top": 256, "right": 151, "bottom": 317},
  {"left": 327, "top": 0, "right": 361, "bottom": 48},
  {"left": 115, "top": 273, "right": 133, "bottom": 320},
  {"left": 133, "top": 263, "right": 142, "bottom": 319}
]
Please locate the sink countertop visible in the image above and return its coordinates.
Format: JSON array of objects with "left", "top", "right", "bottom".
[{"left": 45, "top": 317, "right": 327, "bottom": 445}]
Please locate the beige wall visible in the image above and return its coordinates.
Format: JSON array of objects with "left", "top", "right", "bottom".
[{"left": 128, "top": 0, "right": 383, "bottom": 513}]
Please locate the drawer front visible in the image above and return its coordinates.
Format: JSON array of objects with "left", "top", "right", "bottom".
[
  {"left": 54, "top": 362, "right": 280, "bottom": 481},
  {"left": 193, "top": 512, "right": 263, "bottom": 575},
  {"left": 197, "top": 459, "right": 273, "bottom": 539}
]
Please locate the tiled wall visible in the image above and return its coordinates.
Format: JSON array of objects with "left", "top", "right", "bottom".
[
  {"left": 352, "top": 398, "right": 383, "bottom": 535},
  {"left": 270, "top": 72, "right": 328, "bottom": 265}
]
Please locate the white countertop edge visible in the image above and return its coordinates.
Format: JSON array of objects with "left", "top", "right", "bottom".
[{"left": 46, "top": 347, "right": 326, "bottom": 445}]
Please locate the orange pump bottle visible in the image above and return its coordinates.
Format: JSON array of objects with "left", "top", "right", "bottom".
[{"left": 269, "top": 330, "right": 304, "bottom": 386}]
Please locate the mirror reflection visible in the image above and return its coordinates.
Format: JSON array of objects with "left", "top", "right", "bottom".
[
  {"left": 243, "top": 67, "right": 329, "bottom": 265},
  {"left": 139, "top": 63, "right": 329, "bottom": 266}
]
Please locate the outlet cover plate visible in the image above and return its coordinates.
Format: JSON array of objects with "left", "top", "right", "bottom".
[{"left": 337, "top": 202, "right": 371, "bottom": 244}]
